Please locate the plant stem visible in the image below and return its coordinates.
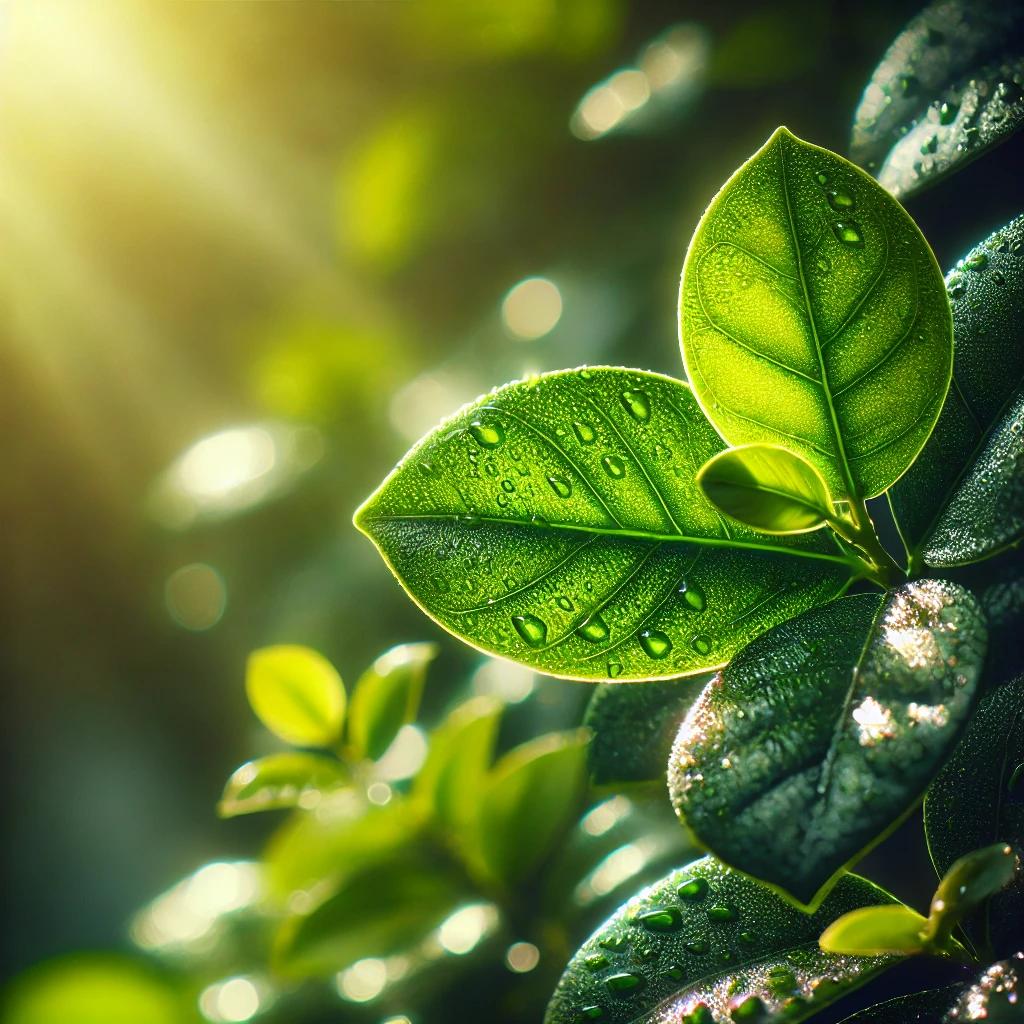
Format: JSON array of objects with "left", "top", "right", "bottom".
[{"left": 828, "top": 499, "right": 905, "bottom": 589}]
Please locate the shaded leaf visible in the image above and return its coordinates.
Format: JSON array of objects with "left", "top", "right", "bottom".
[
  {"left": 680, "top": 127, "right": 951, "bottom": 502},
  {"left": 890, "top": 214, "right": 1024, "bottom": 567},
  {"left": 669, "top": 580, "right": 986, "bottom": 907},
  {"left": 835, "top": 986, "right": 961, "bottom": 1024},
  {"left": 348, "top": 642, "right": 437, "bottom": 760},
  {"left": 245, "top": 645, "right": 345, "bottom": 748},
  {"left": 820, "top": 905, "right": 930, "bottom": 956},
  {"left": 218, "top": 752, "right": 347, "bottom": 818},
  {"left": 925, "top": 676, "right": 1024, "bottom": 958},
  {"left": 585, "top": 676, "right": 708, "bottom": 786},
  {"left": 544, "top": 856, "right": 896, "bottom": 1024}
]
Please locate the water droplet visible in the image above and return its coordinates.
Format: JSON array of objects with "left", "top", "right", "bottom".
[
  {"left": 573, "top": 421, "right": 597, "bottom": 444},
  {"left": 691, "top": 634, "right": 712, "bottom": 655},
  {"left": 685, "top": 1007, "right": 714, "bottom": 1024},
  {"left": 815, "top": 256, "right": 831, "bottom": 274},
  {"left": 620, "top": 390, "right": 651, "bottom": 422},
  {"left": 512, "top": 614, "right": 547, "bottom": 648},
  {"left": 738, "top": 931, "right": 756, "bottom": 944},
  {"left": 677, "top": 877, "right": 709, "bottom": 901},
  {"left": 577, "top": 613, "right": 609, "bottom": 643},
  {"left": 768, "top": 967, "right": 798, "bottom": 995},
  {"left": 579, "top": 368, "right": 594, "bottom": 380},
  {"left": 557, "top": 595, "right": 574, "bottom": 612},
  {"left": 731, "top": 995, "right": 766, "bottom": 1021},
  {"left": 939, "top": 100, "right": 959, "bottom": 125},
  {"left": 827, "top": 188, "right": 855, "bottom": 211},
  {"left": 548, "top": 475, "right": 573, "bottom": 498},
  {"left": 635, "top": 907, "right": 683, "bottom": 933},
  {"left": 460, "top": 513, "right": 482, "bottom": 528},
  {"left": 579, "top": 1006, "right": 605, "bottom": 1021},
  {"left": 832, "top": 221, "right": 864, "bottom": 247},
  {"left": 814, "top": 171, "right": 829, "bottom": 186},
  {"left": 965, "top": 251, "right": 989, "bottom": 270},
  {"left": 678, "top": 581, "right": 706, "bottom": 612},
  {"left": 584, "top": 954, "right": 609, "bottom": 972},
  {"left": 638, "top": 628, "right": 673, "bottom": 659},
  {"left": 992, "top": 270, "right": 1007, "bottom": 286},
  {"left": 607, "top": 661, "right": 623, "bottom": 679},
  {"left": 662, "top": 963, "right": 685, "bottom": 981},
  {"left": 501, "top": 478, "right": 516, "bottom": 493},
  {"left": 635, "top": 944, "right": 659, "bottom": 963},
  {"left": 605, "top": 972, "right": 645, "bottom": 996},
  {"left": 601, "top": 455, "right": 626, "bottom": 479},
  {"left": 470, "top": 419, "right": 505, "bottom": 448},
  {"left": 419, "top": 461, "right": 435, "bottom": 476},
  {"left": 707, "top": 904, "right": 737, "bottom": 922},
  {"left": 685, "top": 939, "right": 710, "bottom": 954},
  {"left": 598, "top": 934, "right": 628, "bottom": 952}
]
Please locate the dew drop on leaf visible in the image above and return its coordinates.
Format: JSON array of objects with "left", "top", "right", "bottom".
[
  {"left": 731, "top": 995, "right": 766, "bottom": 1021},
  {"left": 511, "top": 613, "right": 547, "bottom": 648},
  {"left": 677, "top": 876, "right": 709, "bottom": 901},
  {"left": 605, "top": 972, "right": 645, "bottom": 996},
  {"left": 579, "top": 1006, "right": 605, "bottom": 1021},
  {"left": 469, "top": 419, "right": 505, "bottom": 448},
  {"left": 707, "top": 903, "right": 738, "bottom": 921},
  {"left": 814, "top": 170, "right": 829, "bottom": 185},
  {"left": 601, "top": 454, "right": 626, "bottom": 479},
  {"left": 939, "top": 99, "right": 959, "bottom": 125},
  {"left": 577, "top": 613, "right": 609, "bottom": 644},
  {"left": 607, "top": 661, "right": 623, "bottom": 679},
  {"left": 827, "top": 188, "right": 855, "bottom": 211},
  {"left": 620, "top": 390, "right": 651, "bottom": 422},
  {"left": 634, "top": 906, "right": 683, "bottom": 933},
  {"left": 678, "top": 580, "right": 707, "bottom": 612},
  {"left": 685, "top": 938, "right": 710, "bottom": 954},
  {"left": 638, "top": 628, "right": 673, "bottom": 659},
  {"left": 691, "top": 634, "right": 713, "bottom": 655},
  {"left": 584, "top": 954, "right": 609, "bottom": 972},
  {"left": 831, "top": 221, "right": 865, "bottom": 247},
  {"left": 965, "top": 250, "right": 989, "bottom": 270},
  {"left": 573, "top": 421, "right": 597, "bottom": 444},
  {"left": 556, "top": 595, "right": 574, "bottom": 612},
  {"left": 547, "top": 474, "right": 573, "bottom": 498}
]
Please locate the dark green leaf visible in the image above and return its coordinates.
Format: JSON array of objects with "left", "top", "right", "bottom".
[
  {"left": 925, "top": 676, "right": 1024, "bottom": 958},
  {"left": 585, "top": 677, "right": 708, "bottom": 786},
  {"left": 669, "top": 580, "right": 986, "bottom": 907},
  {"left": 819, "top": 905, "right": 930, "bottom": 956},
  {"left": 218, "top": 752, "right": 347, "bottom": 818},
  {"left": 696, "top": 444, "right": 833, "bottom": 535},
  {"left": 680, "top": 127, "right": 952, "bottom": 503},
  {"left": 890, "top": 214, "right": 1024, "bottom": 567},
  {"left": 347, "top": 641, "right": 437, "bottom": 760},
  {"left": 355, "top": 367, "right": 855, "bottom": 681},
  {"left": 943, "top": 958, "right": 1024, "bottom": 1022},
  {"left": 544, "top": 856, "right": 896, "bottom": 1024},
  {"left": 835, "top": 986, "right": 961, "bottom": 1024}
]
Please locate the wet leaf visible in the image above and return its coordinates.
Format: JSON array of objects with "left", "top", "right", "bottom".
[
  {"left": 890, "top": 214, "right": 1024, "bottom": 567},
  {"left": 819, "top": 905, "right": 929, "bottom": 956},
  {"left": 697, "top": 444, "right": 833, "bottom": 535},
  {"left": 545, "top": 856, "right": 896, "bottom": 1024},
  {"left": 245, "top": 645, "right": 345, "bottom": 748},
  {"left": 218, "top": 752, "right": 347, "bottom": 817},
  {"left": 943, "top": 957, "right": 1024, "bottom": 1022},
  {"left": 680, "top": 127, "right": 951, "bottom": 502},
  {"left": 347, "top": 642, "right": 437, "bottom": 760},
  {"left": 669, "top": 580, "right": 986, "bottom": 908},
  {"left": 925, "top": 676, "right": 1024, "bottom": 958},
  {"left": 355, "top": 367, "right": 855, "bottom": 681},
  {"left": 834, "top": 986, "right": 961, "bottom": 1024}
]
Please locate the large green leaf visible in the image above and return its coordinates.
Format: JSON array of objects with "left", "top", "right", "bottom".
[
  {"left": 924, "top": 676, "right": 1024, "bottom": 959},
  {"left": 544, "top": 856, "right": 896, "bottom": 1024},
  {"left": 679, "top": 127, "right": 952, "bottom": 502},
  {"left": 355, "top": 367, "right": 855, "bottom": 682},
  {"left": 890, "top": 214, "right": 1024, "bottom": 567},
  {"left": 849, "top": 0, "right": 1024, "bottom": 197},
  {"left": 669, "top": 580, "right": 986, "bottom": 908},
  {"left": 835, "top": 986, "right": 961, "bottom": 1024}
]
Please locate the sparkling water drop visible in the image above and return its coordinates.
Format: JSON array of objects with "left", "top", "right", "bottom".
[
  {"left": 832, "top": 221, "right": 864, "bottom": 247},
  {"left": 605, "top": 972, "right": 645, "bottom": 996},
  {"left": 638, "top": 628, "right": 673, "bottom": 659},
  {"left": 511, "top": 614, "right": 547, "bottom": 648},
  {"left": 679, "top": 581, "right": 707, "bottom": 612},
  {"left": 548, "top": 475, "right": 573, "bottom": 498},
  {"left": 601, "top": 455, "right": 626, "bottom": 479},
  {"left": 577, "top": 613, "right": 610, "bottom": 644},
  {"left": 691, "top": 634, "right": 712, "bottom": 655},
  {"left": 827, "top": 188, "right": 855, "bottom": 211},
  {"left": 620, "top": 390, "right": 652, "bottom": 422},
  {"left": 573, "top": 421, "right": 597, "bottom": 444},
  {"left": 635, "top": 907, "right": 683, "bottom": 933},
  {"left": 470, "top": 419, "right": 505, "bottom": 448},
  {"left": 939, "top": 100, "right": 959, "bottom": 125},
  {"left": 677, "top": 877, "right": 709, "bottom": 901}
]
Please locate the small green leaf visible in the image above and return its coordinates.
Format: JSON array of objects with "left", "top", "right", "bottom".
[
  {"left": 697, "top": 444, "right": 833, "bottom": 535},
  {"left": 819, "top": 905, "right": 929, "bottom": 956},
  {"left": 890, "top": 214, "right": 1024, "bottom": 567},
  {"left": 680, "top": 127, "right": 952, "bottom": 503},
  {"left": 585, "top": 676, "right": 708, "bottom": 786},
  {"left": 545, "top": 856, "right": 897, "bottom": 1024},
  {"left": 355, "top": 367, "right": 855, "bottom": 681},
  {"left": 478, "top": 729, "right": 590, "bottom": 887},
  {"left": 246, "top": 645, "right": 345, "bottom": 748},
  {"left": 669, "top": 580, "right": 986, "bottom": 908},
  {"left": 218, "top": 752, "right": 347, "bottom": 818},
  {"left": 925, "top": 675, "right": 1024, "bottom": 958},
  {"left": 347, "top": 642, "right": 437, "bottom": 760},
  {"left": 833, "top": 986, "right": 962, "bottom": 1024}
]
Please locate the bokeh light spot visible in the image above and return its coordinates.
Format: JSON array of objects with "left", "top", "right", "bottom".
[
  {"left": 164, "top": 563, "right": 226, "bottom": 631},
  {"left": 501, "top": 277, "right": 562, "bottom": 340}
]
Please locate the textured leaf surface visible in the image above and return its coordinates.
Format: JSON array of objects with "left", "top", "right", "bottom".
[
  {"left": 680, "top": 127, "right": 951, "bottom": 501},
  {"left": 942, "top": 957, "right": 1024, "bottom": 1022},
  {"left": 218, "top": 752, "right": 347, "bottom": 817},
  {"left": 356, "top": 368, "right": 854, "bottom": 681},
  {"left": 669, "top": 580, "right": 986, "bottom": 907},
  {"left": 890, "top": 214, "right": 1024, "bottom": 566},
  {"left": 819, "top": 905, "right": 929, "bottom": 956},
  {"left": 545, "top": 856, "right": 895, "bottom": 1024},
  {"left": 696, "top": 444, "right": 832, "bottom": 534},
  {"left": 835, "top": 986, "right": 961, "bottom": 1024},
  {"left": 585, "top": 677, "right": 708, "bottom": 786},
  {"left": 925, "top": 676, "right": 1024, "bottom": 958}
]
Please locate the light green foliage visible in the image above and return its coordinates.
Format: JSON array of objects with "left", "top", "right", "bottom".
[
  {"left": 668, "top": 580, "right": 986, "bottom": 907},
  {"left": 819, "top": 905, "right": 930, "bottom": 957},
  {"left": 245, "top": 645, "right": 346, "bottom": 748},
  {"left": 545, "top": 856, "right": 895, "bottom": 1024},
  {"left": 680, "top": 127, "right": 952, "bottom": 503},
  {"left": 696, "top": 443, "right": 833, "bottom": 534},
  {"left": 355, "top": 367, "right": 854, "bottom": 681},
  {"left": 218, "top": 752, "right": 347, "bottom": 817},
  {"left": 347, "top": 641, "right": 437, "bottom": 760}
]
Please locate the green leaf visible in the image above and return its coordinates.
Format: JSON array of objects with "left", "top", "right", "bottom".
[
  {"left": 849, "top": 1, "right": 1024, "bottom": 197},
  {"left": 679, "top": 126, "right": 952, "bottom": 503},
  {"left": 696, "top": 444, "right": 833, "bottom": 535},
  {"left": 246, "top": 645, "right": 345, "bottom": 748},
  {"left": 355, "top": 367, "right": 855, "bottom": 681},
  {"left": 218, "top": 752, "right": 347, "bottom": 818},
  {"left": 819, "top": 905, "right": 929, "bottom": 956},
  {"left": 925, "top": 675, "right": 1024, "bottom": 958},
  {"left": 834, "top": 986, "right": 962, "bottom": 1024},
  {"left": 544, "top": 856, "right": 897, "bottom": 1024},
  {"left": 944, "top": 959, "right": 1024, "bottom": 1023},
  {"left": 478, "top": 728, "right": 590, "bottom": 887},
  {"left": 347, "top": 641, "right": 437, "bottom": 760},
  {"left": 585, "top": 677, "right": 708, "bottom": 786},
  {"left": 669, "top": 580, "right": 986, "bottom": 908},
  {"left": 890, "top": 214, "right": 1024, "bottom": 567}
]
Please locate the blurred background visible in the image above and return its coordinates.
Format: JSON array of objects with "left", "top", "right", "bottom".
[{"left": 3, "top": 0, "right": 1012, "bottom": 1017}]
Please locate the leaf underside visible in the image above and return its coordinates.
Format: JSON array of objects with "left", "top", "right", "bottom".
[
  {"left": 669, "top": 580, "right": 986, "bottom": 907},
  {"left": 680, "top": 127, "right": 952, "bottom": 503},
  {"left": 356, "top": 368, "right": 853, "bottom": 681}
]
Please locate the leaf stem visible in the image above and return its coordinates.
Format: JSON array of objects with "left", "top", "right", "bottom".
[{"left": 828, "top": 499, "right": 905, "bottom": 589}]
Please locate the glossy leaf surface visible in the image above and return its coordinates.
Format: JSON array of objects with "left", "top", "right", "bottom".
[
  {"left": 696, "top": 444, "right": 833, "bottom": 534},
  {"left": 347, "top": 641, "right": 437, "bottom": 760},
  {"left": 545, "top": 856, "right": 895, "bottom": 1024},
  {"left": 835, "top": 986, "right": 961, "bottom": 1024},
  {"left": 680, "top": 127, "right": 951, "bottom": 502},
  {"left": 356, "top": 368, "right": 854, "bottom": 681},
  {"left": 890, "top": 214, "right": 1024, "bottom": 566},
  {"left": 925, "top": 676, "right": 1024, "bottom": 958},
  {"left": 245, "top": 645, "right": 345, "bottom": 748},
  {"left": 669, "top": 580, "right": 986, "bottom": 907},
  {"left": 585, "top": 676, "right": 708, "bottom": 786},
  {"left": 943, "top": 957, "right": 1024, "bottom": 1023},
  {"left": 218, "top": 752, "right": 347, "bottom": 818},
  {"left": 819, "top": 905, "right": 929, "bottom": 956}
]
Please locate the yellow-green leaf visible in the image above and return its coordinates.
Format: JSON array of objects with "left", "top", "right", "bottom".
[
  {"left": 819, "top": 905, "right": 929, "bottom": 956},
  {"left": 218, "top": 752, "right": 348, "bottom": 818}
]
